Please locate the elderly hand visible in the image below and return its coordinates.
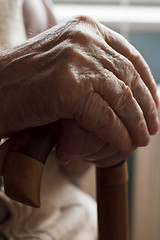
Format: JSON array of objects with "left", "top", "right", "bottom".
[{"left": 0, "top": 16, "right": 159, "bottom": 171}]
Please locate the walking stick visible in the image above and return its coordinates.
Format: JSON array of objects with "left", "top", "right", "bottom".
[
  {"left": 3, "top": 126, "right": 129, "bottom": 239},
  {"left": 96, "top": 161, "right": 129, "bottom": 240}
]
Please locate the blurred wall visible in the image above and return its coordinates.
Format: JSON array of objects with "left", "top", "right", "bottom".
[{"left": 130, "top": 32, "right": 160, "bottom": 240}]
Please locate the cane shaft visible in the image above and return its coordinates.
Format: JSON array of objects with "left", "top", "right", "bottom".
[{"left": 96, "top": 161, "right": 129, "bottom": 240}]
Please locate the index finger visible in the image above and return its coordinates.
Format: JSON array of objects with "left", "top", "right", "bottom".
[{"left": 98, "top": 23, "right": 159, "bottom": 108}]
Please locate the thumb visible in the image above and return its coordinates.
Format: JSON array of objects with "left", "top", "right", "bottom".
[
  {"left": 56, "top": 119, "right": 105, "bottom": 164},
  {"left": 56, "top": 119, "right": 86, "bottom": 164}
]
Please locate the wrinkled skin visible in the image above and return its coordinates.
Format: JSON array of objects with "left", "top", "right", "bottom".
[{"left": 0, "top": 15, "right": 159, "bottom": 172}]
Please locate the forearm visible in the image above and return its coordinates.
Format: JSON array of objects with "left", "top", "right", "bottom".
[{"left": 0, "top": 28, "right": 59, "bottom": 137}]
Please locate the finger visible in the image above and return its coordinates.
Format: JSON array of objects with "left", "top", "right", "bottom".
[
  {"left": 86, "top": 154, "right": 124, "bottom": 168},
  {"left": 83, "top": 143, "right": 116, "bottom": 161},
  {"left": 99, "top": 24, "right": 159, "bottom": 107},
  {"left": 91, "top": 70, "right": 150, "bottom": 146},
  {"left": 56, "top": 119, "right": 89, "bottom": 164},
  {"left": 78, "top": 131, "right": 106, "bottom": 156},
  {"left": 59, "top": 156, "right": 91, "bottom": 180},
  {"left": 75, "top": 91, "right": 132, "bottom": 152},
  {"left": 87, "top": 146, "right": 136, "bottom": 168},
  {"left": 56, "top": 119, "right": 106, "bottom": 164},
  {"left": 95, "top": 43, "right": 159, "bottom": 135},
  {"left": 131, "top": 74, "right": 159, "bottom": 134}
]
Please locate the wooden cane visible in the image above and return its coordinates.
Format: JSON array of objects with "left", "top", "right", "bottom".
[
  {"left": 96, "top": 161, "right": 129, "bottom": 240},
  {"left": 3, "top": 126, "right": 129, "bottom": 239}
]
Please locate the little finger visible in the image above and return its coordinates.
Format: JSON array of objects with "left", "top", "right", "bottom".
[{"left": 92, "top": 71, "right": 150, "bottom": 146}]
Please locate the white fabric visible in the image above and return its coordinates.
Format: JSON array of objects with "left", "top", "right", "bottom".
[
  {"left": 0, "top": 0, "right": 97, "bottom": 239},
  {"left": 0, "top": 151, "right": 97, "bottom": 240},
  {"left": 0, "top": 0, "right": 26, "bottom": 51}
]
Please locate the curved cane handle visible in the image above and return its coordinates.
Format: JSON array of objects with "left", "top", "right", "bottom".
[
  {"left": 3, "top": 126, "right": 129, "bottom": 239},
  {"left": 3, "top": 125, "right": 57, "bottom": 207}
]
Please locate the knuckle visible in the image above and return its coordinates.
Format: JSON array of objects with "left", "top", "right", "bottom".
[
  {"left": 75, "top": 15, "right": 93, "bottom": 24},
  {"left": 114, "top": 56, "right": 136, "bottom": 87},
  {"left": 125, "top": 59, "right": 135, "bottom": 74},
  {"left": 65, "top": 16, "right": 99, "bottom": 47},
  {"left": 105, "top": 107, "right": 116, "bottom": 126},
  {"left": 130, "top": 47, "right": 142, "bottom": 64},
  {"left": 130, "top": 70, "right": 141, "bottom": 90},
  {"left": 122, "top": 58, "right": 135, "bottom": 81},
  {"left": 126, "top": 44, "right": 141, "bottom": 64}
]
